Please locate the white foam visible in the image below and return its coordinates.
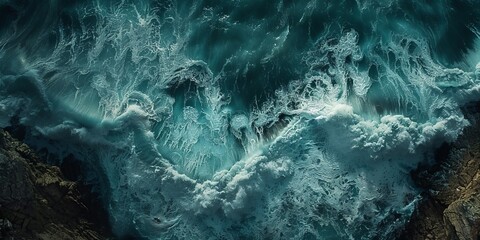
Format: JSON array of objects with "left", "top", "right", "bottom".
[{"left": 1, "top": 1, "right": 480, "bottom": 239}]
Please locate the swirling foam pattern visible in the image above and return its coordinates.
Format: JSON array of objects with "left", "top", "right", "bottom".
[{"left": 1, "top": 0, "right": 480, "bottom": 239}]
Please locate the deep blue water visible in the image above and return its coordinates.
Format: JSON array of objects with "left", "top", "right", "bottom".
[{"left": 1, "top": 0, "right": 480, "bottom": 239}]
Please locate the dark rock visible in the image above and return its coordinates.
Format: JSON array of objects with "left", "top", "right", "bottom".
[
  {"left": 0, "top": 129, "right": 112, "bottom": 240},
  {"left": 400, "top": 102, "right": 480, "bottom": 240},
  {"left": 0, "top": 218, "right": 13, "bottom": 239}
]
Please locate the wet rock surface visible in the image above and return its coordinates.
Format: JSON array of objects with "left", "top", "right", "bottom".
[
  {"left": 400, "top": 103, "right": 480, "bottom": 240},
  {"left": 0, "top": 129, "right": 112, "bottom": 240}
]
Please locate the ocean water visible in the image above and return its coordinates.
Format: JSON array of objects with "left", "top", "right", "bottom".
[{"left": 1, "top": 0, "right": 480, "bottom": 239}]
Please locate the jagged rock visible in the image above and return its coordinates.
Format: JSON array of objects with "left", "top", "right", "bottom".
[
  {"left": 400, "top": 103, "right": 480, "bottom": 240},
  {"left": 444, "top": 171, "right": 480, "bottom": 240},
  {"left": 0, "top": 129, "right": 111, "bottom": 240}
]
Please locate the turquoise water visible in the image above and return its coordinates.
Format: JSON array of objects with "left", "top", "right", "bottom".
[{"left": 1, "top": 0, "right": 480, "bottom": 239}]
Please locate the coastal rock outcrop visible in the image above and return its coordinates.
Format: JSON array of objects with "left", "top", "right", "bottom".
[
  {"left": 0, "top": 129, "right": 110, "bottom": 240},
  {"left": 401, "top": 103, "right": 480, "bottom": 240}
]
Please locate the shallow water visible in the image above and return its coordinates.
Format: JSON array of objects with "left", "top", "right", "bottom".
[{"left": 1, "top": 0, "right": 480, "bottom": 239}]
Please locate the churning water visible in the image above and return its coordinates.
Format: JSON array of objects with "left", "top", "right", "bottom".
[{"left": 1, "top": 0, "right": 480, "bottom": 239}]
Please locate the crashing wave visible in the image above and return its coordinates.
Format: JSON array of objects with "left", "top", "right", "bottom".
[{"left": 0, "top": 0, "right": 480, "bottom": 239}]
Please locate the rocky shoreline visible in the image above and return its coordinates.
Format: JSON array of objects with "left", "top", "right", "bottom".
[
  {"left": 1, "top": 102, "right": 480, "bottom": 240},
  {"left": 400, "top": 102, "right": 480, "bottom": 240},
  {"left": 0, "top": 129, "right": 112, "bottom": 240}
]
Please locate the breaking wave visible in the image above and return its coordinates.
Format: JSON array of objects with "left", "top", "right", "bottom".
[{"left": 1, "top": 0, "right": 480, "bottom": 239}]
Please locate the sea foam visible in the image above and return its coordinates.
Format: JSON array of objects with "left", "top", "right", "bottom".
[{"left": 0, "top": 0, "right": 479, "bottom": 239}]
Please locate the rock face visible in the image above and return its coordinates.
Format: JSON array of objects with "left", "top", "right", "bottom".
[
  {"left": 0, "top": 129, "right": 111, "bottom": 240},
  {"left": 400, "top": 104, "right": 480, "bottom": 240}
]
